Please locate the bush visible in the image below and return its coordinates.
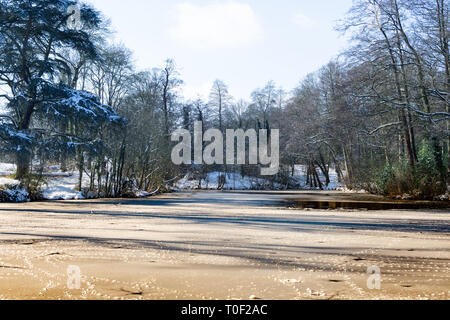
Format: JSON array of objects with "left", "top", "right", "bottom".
[
  {"left": 373, "top": 141, "right": 447, "bottom": 200},
  {"left": 375, "top": 165, "right": 396, "bottom": 195},
  {"left": 16, "top": 173, "right": 45, "bottom": 201},
  {"left": 415, "top": 141, "right": 447, "bottom": 199},
  {"left": 0, "top": 184, "right": 29, "bottom": 202}
]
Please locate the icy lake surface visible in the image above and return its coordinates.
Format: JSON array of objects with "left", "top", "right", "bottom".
[{"left": 0, "top": 191, "right": 449, "bottom": 300}]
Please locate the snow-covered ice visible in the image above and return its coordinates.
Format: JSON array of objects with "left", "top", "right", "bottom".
[{"left": 0, "top": 191, "right": 448, "bottom": 300}]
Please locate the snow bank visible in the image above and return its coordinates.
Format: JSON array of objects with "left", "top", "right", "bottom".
[
  {"left": 0, "top": 177, "right": 20, "bottom": 186},
  {"left": 0, "top": 163, "right": 16, "bottom": 176},
  {"left": 0, "top": 165, "right": 26, "bottom": 202},
  {"left": 40, "top": 170, "right": 151, "bottom": 201},
  {"left": 291, "top": 165, "right": 343, "bottom": 190},
  {"left": 335, "top": 186, "right": 367, "bottom": 194},
  {"left": 174, "top": 166, "right": 345, "bottom": 192},
  {"left": 0, "top": 185, "right": 29, "bottom": 202},
  {"left": 175, "top": 172, "right": 283, "bottom": 191},
  {"left": 42, "top": 175, "right": 85, "bottom": 200},
  {"left": 0, "top": 162, "right": 85, "bottom": 201}
]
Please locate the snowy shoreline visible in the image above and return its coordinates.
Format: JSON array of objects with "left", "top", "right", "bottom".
[
  {"left": 2, "top": 163, "right": 449, "bottom": 205},
  {"left": 1, "top": 163, "right": 346, "bottom": 202}
]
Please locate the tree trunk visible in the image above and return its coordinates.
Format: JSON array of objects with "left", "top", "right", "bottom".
[
  {"left": 15, "top": 101, "right": 36, "bottom": 179},
  {"left": 379, "top": 25, "right": 416, "bottom": 167},
  {"left": 343, "top": 145, "right": 353, "bottom": 184},
  {"left": 77, "top": 151, "right": 84, "bottom": 192},
  {"left": 436, "top": 0, "right": 450, "bottom": 176},
  {"left": 312, "top": 164, "right": 323, "bottom": 190},
  {"left": 16, "top": 150, "right": 31, "bottom": 180}
]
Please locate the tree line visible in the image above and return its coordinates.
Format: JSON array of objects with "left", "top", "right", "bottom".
[
  {"left": 281, "top": 0, "right": 449, "bottom": 198},
  {"left": 0, "top": 0, "right": 448, "bottom": 199}
]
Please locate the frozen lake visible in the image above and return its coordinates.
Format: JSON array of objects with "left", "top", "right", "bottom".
[{"left": 0, "top": 191, "right": 449, "bottom": 300}]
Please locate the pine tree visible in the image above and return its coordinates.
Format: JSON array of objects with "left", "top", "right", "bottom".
[{"left": 0, "top": 0, "right": 124, "bottom": 179}]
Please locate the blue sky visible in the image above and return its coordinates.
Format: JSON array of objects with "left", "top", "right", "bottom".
[{"left": 87, "top": 0, "right": 354, "bottom": 101}]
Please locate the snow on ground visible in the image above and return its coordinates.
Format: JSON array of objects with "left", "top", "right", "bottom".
[
  {"left": 336, "top": 186, "right": 368, "bottom": 194},
  {"left": 292, "top": 165, "right": 343, "bottom": 190},
  {"left": 1, "top": 186, "right": 29, "bottom": 202},
  {"left": 175, "top": 167, "right": 344, "bottom": 191},
  {"left": 0, "top": 162, "right": 151, "bottom": 201},
  {"left": 0, "top": 162, "right": 85, "bottom": 201},
  {"left": 175, "top": 172, "right": 283, "bottom": 191},
  {"left": 1, "top": 161, "right": 345, "bottom": 201},
  {"left": 0, "top": 166, "right": 28, "bottom": 202},
  {"left": 42, "top": 174, "right": 85, "bottom": 200},
  {"left": 0, "top": 177, "right": 20, "bottom": 186},
  {"left": 0, "top": 163, "right": 16, "bottom": 176}
]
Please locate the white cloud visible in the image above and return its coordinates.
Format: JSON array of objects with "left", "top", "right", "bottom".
[
  {"left": 292, "top": 13, "right": 318, "bottom": 30},
  {"left": 170, "top": 1, "right": 262, "bottom": 49}
]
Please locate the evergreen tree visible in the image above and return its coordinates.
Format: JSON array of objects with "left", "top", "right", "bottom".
[{"left": 0, "top": 0, "right": 124, "bottom": 179}]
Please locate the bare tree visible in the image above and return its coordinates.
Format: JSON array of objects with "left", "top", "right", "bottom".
[{"left": 209, "top": 80, "right": 232, "bottom": 132}]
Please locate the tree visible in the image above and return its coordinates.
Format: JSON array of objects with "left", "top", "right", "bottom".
[
  {"left": 209, "top": 80, "right": 231, "bottom": 132},
  {"left": 409, "top": 0, "right": 450, "bottom": 175},
  {"left": 250, "top": 81, "right": 278, "bottom": 126},
  {"left": 0, "top": 0, "right": 123, "bottom": 179},
  {"left": 160, "top": 59, "right": 182, "bottom": 139},
  {"left": 117, "top": 70, "right": 167, "bottom": 192},
  {"left": 88, "top": 45, "right": 133, "bottom": 108}
]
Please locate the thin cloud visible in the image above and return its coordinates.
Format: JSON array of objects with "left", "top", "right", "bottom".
[{"left": 169, "top": 1, "right": 263, "bottom": 50}]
